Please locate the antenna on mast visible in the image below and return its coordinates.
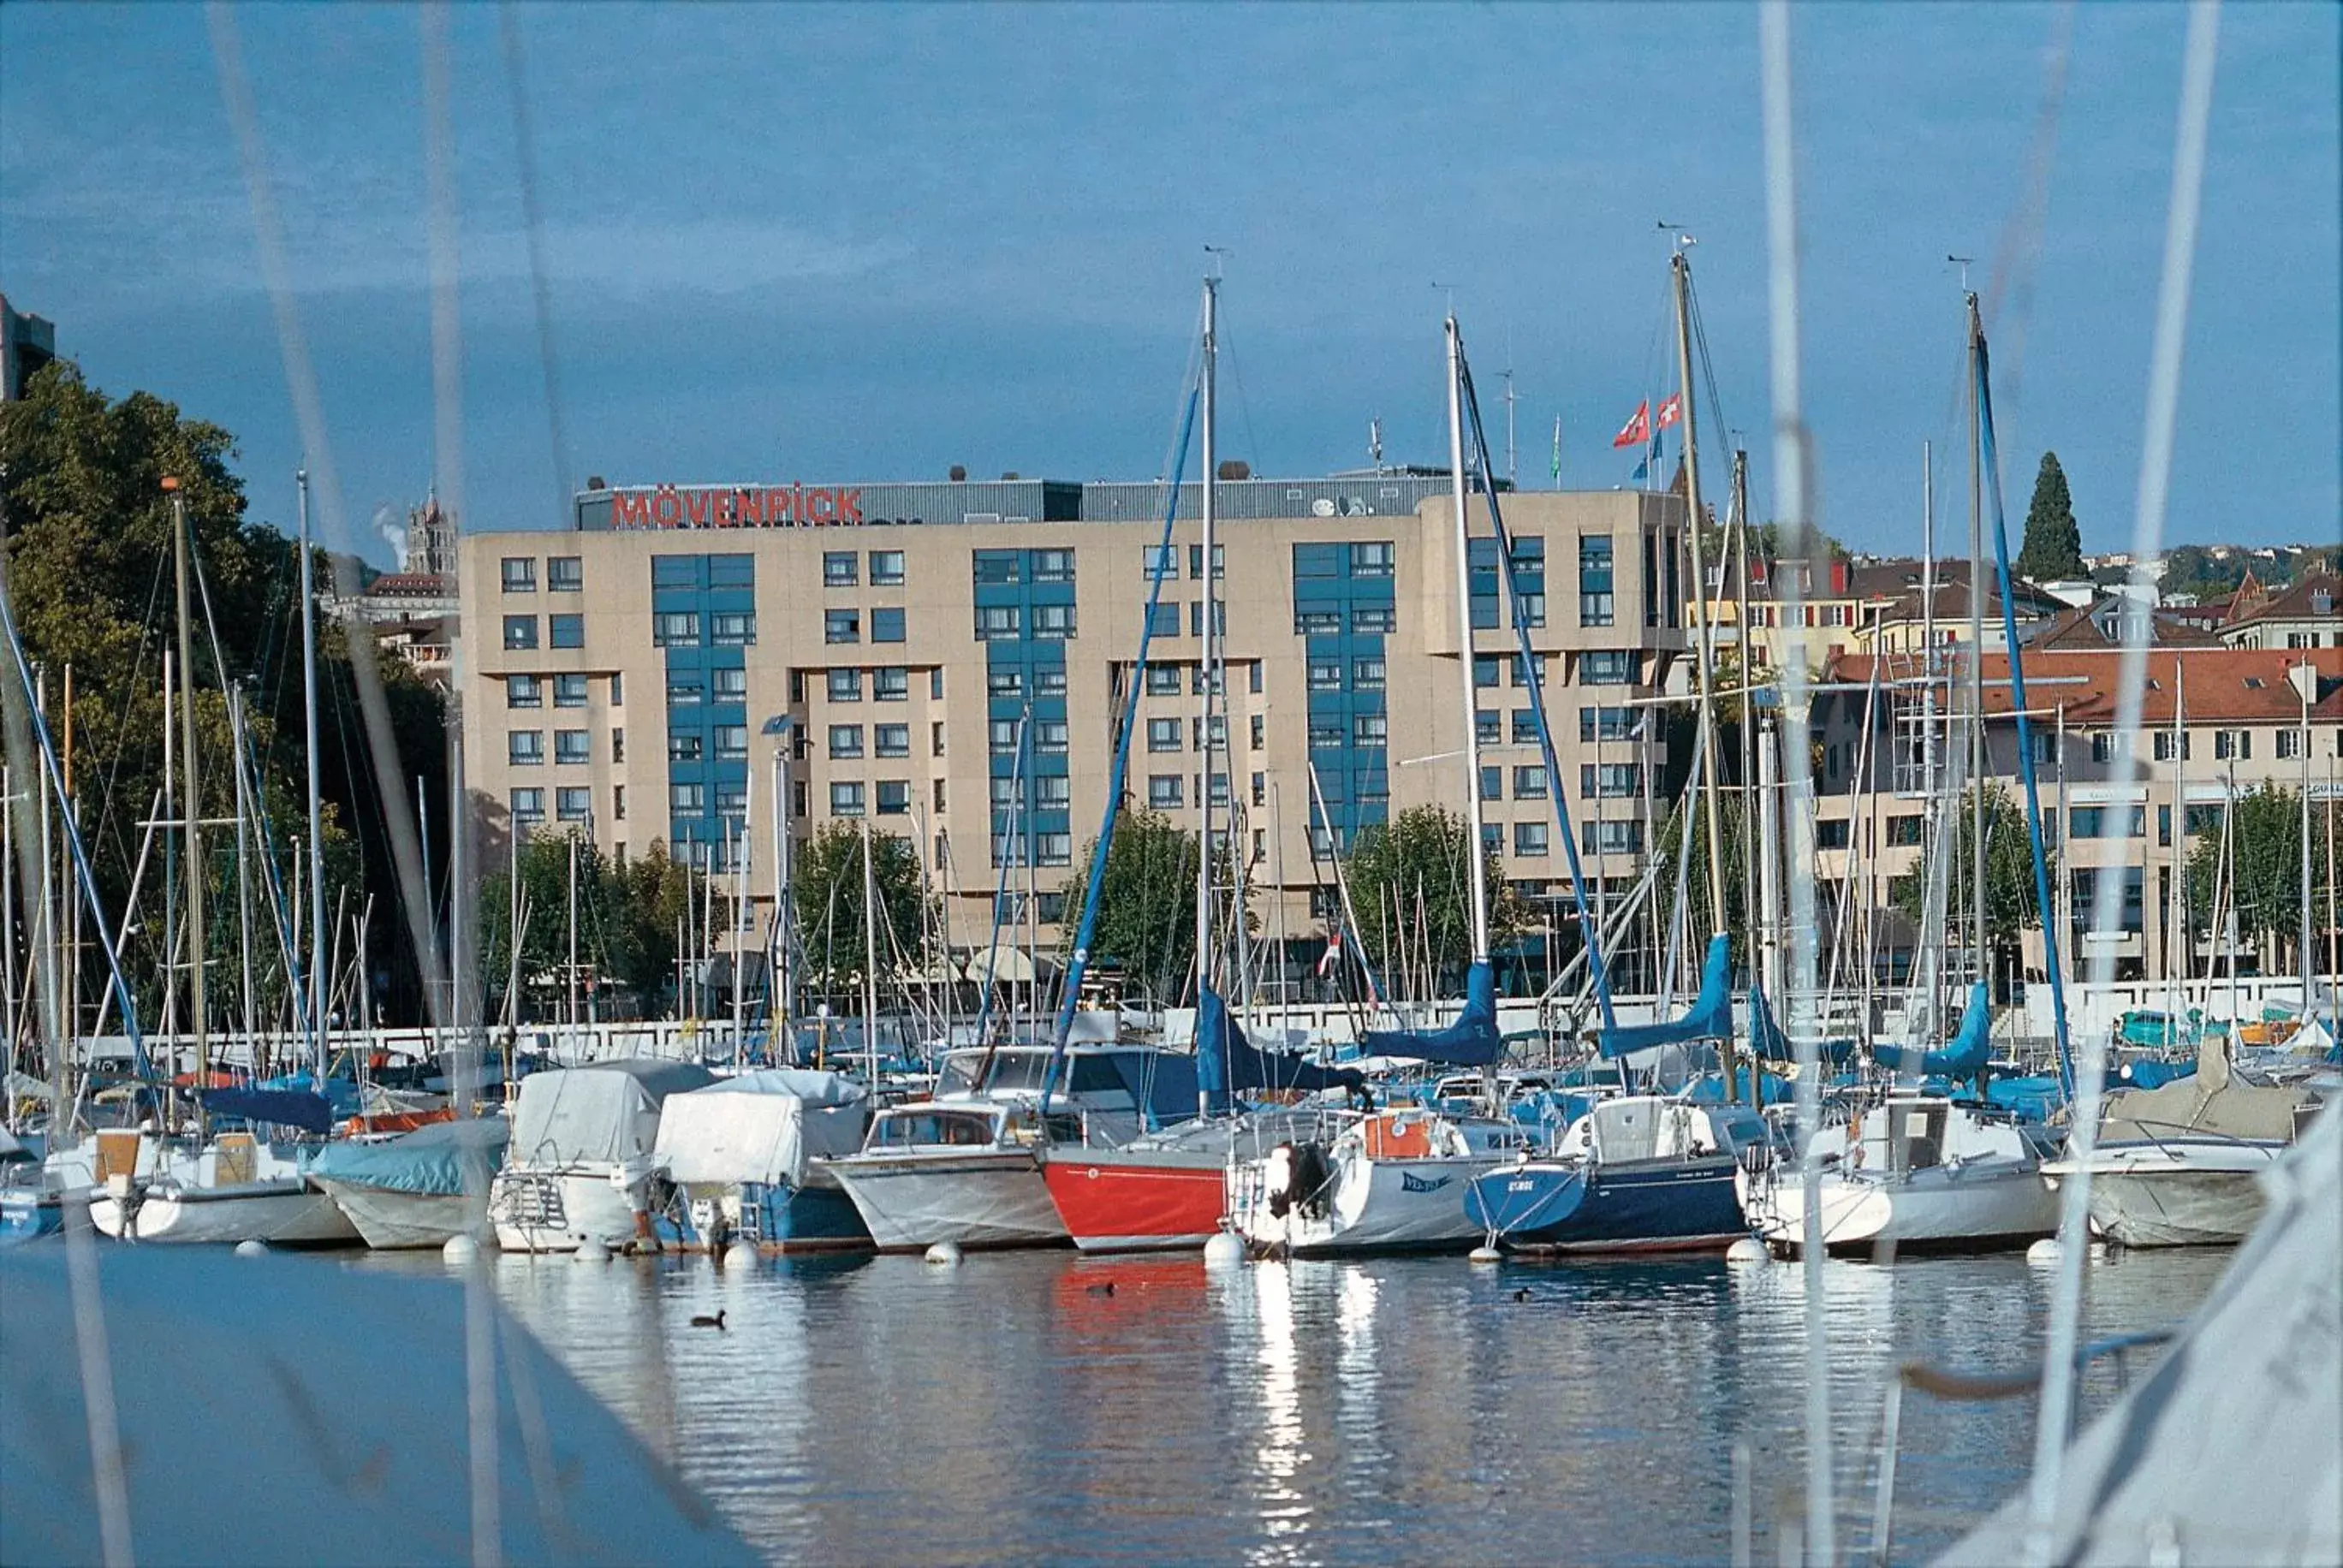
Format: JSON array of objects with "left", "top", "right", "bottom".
[
  {"left": 1203, "top": 242, "right": 1229, "bottom": 281},
  {"left": 1369, "top": 417, "right": 1383, "bottom": 469},
  {"left": 1948, "top": 253, "right": 1976, "bottom": 294}
]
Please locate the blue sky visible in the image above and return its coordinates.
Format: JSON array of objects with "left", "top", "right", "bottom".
[{"left": 3, "top": 3, "right": 2335, "bottom": 564}]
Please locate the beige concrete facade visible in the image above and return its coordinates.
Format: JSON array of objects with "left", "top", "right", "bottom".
[{"left": 457, "top": 488, "right": 1691, "bottom": 959}]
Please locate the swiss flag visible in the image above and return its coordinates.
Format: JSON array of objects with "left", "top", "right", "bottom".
[
  {"left": 1611, "top": 401, "right": 1650, "bottom": 448},
  {"left": 1317, "top": 931, "right": 1343, "bottom": 977},
  {"left": 1656, "top": 393, "right": 1682, "bottom": 430}
]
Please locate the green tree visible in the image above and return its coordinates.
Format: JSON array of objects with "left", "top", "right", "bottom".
[
  {"left": 2185, "top": 785, "right": 2338, "bottom": 970},
  {"left": 1057, "top": 809, "right": 1199, "bottom": 1005},
  {"left": 0, "top": 360, "right": 449, "bottom": 1029},
  {"left": 1343, "top": 805, "right": 1524, "bottom": 992},
  {"left": 477, "top": 831, "right": 700, "bottom": 1020},
  {"left": 792, "top": 821, "right": 930, "bottom": 1003},
  {"left": 2017, "top": 451, "right": 2084, "bottom": 581},
  {"left": 1889, "top": 782, "right": 2060, "bottom": 995},
  {"left": 1655, "top": 787, "right": 1754, "bottom": 971}
]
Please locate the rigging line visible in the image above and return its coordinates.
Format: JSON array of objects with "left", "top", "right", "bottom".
[
  {"left": 2027, "top": 8, "right": 2221, "bottom": 1561},
  {"left": 1216, "top": 294, "right": 1265, "bottom": 476},
  {"left": 86, "top": 546, "right": 173, "bottom": 877},
  {"left": 498, "top": 3, "right": 576, "bottom": 526}
]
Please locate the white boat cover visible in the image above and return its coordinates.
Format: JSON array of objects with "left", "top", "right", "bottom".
[
  {"left": 507, "top": 1059, "right": 713, "bottom": 1167},
  {"left": 1939, "top": 1102, "right": 2341, "bottom": 1566},
  {"left": 653, "top": 1070, "right": 869, "bottom": 1187}
]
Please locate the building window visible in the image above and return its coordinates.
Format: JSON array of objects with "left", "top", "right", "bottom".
[
  {"left": 1145, "top": 603, "right": 1180, "bottom": 639},
  {"left": 1351, "top": 606, "right": 1396, "bottom": 635},
  {"left": 1309, "top": 718, "right": 1345, "bottom": 750},
  {"left": 1511, "top": 710, "right": 1539, "bottom": 744},
  {"left": 932, "top": 722, "right": 946, "bottom": 757},
  {"left": 1308, "top": 659, "right": 1342, "bottom": 692},
  {"left": 1037, "top": 832, "right": 1073, "bottom": 867},
  {"left": 1349, "top": 541, "right": 1395, "bottom": 578},
  {"left": 990, "top": 720, "right": 1020, "bottom": 756},
  {"left": 611, "top": 728, "right": 624, "bottom": 763},
  {"left": 1580, "top": 650, "right": 1637, "bottom": 686},
  {"left": 714, "top": 725, "right": 748, "bottom": 761},
  {"left": 825, "top": 610, "right": 860, "bottom": 644},
  {"left": 1032, "top": 603, "right": 1076, "bottom": 641},
  {"left": 874, "top": 667, "right": 909, "bottom": 702},
  {"left": 2153, "top": 730, "right": 2191, "bottom": 762},
  {"left": 870, "top": 549, "right": 906, "bottom": 586},
  {"left": 1514, "top": 766, "right": 1549, "bottom": 799},
  {"left": 1252, "top": 770, "right": 1267, "bottom": 807},
  {"left": 1583, "top": 819, "right": 1644, "bottom": 855},
  {"left": 1293, "top": 609, "right": 1343, "bottom": 635},
  {"left": 508, "top": 730, "right": 544, "bottom": 766},
  {"left": 502, "top": 615, "right": 538, "bottom": 650},
  {"left": 827, "top": 669, "right": 863, "bottom": 703},
  {"left": 1354, "top": 714, "right": 1388, "bottom": 745},
  {"left": 556, "top": 787, "right": 591, "bottom": 823},
  {"left": 1481, "top": 765, "right": 1504, "bottom": 801},
  {"left": 501, "top": 557, "right": 536, "bottom": 593},
  {"left": 1146, "top": 665, "right": 1183, "bottom": 696},
  {"left": 1514, "top": 822, "right": 1549, "bottom": 858},
  {"left": 973, "top": 549, "right": 1021, "bottom": 586},
  {"left": 877, "top": 780, "right": 912, "bottom": 816},
  {"left": 554, "top": 673, "right": 588, "bottom": 708},
  {"left": 668, "top": 731, "right": 703, "bottom": 762},
  {"left": 990, "top": 668, "right": 1025, "bottom": 699},
  {"left": 614, "top": 785, "right": 626, "bottom": 821},
  {"left": 2276, "top": 729, "right": 2303, "bottom": 761},
  {"left": 1250, "top": 714, "right": 1264, "bottom": 750},
  {"left": 1888, "top": 814, "right": 1924, "bottom": 846},
  {"left": 823, "top": 550, "right": 859, "bottom": 587},
  {"left": 1581, "top": 763, "right": 1641, "bottom": 799},
  {"left": 2213, "top": 729, "right": 2251, "bottom": 761},
  {"left": 1032, "top": 549, "right": 1075, "bottom": 585},
  {"left": 506, "top": 674, "right": 542, "bottom": 708},
  {"left": 667, "top": 672, "right": 705, "bottom": 707},
  {"left": 1186, "top": 543, "right": 1223, "bottom": 581},
  {"left": 875, "top": 723, "right": 911, "bottom": 758},
  {"left": 670, "top": 782, "right": 704, "bottom": 814},
  {"left": 555, "top": 729, "right": 589, "bottom": 765},
  {"left": 711, "top": 668, "right": 746, "bottom": 702},
  {"left": 711, "top": 612, "right": 756, "bottom": 646},
  {"left": 830, "top": 724, "right": 865, "bottom": 759},
  {"left": 1141, "top": 544, "right": 1178, "bottom": 579},
  {"left": 1034, "top": 775, "right": 1072, "bottom": 810},
  {"left": 652, "top": 611, "right": 699, "bottom": 646},
  {"left": 509, "top": 787, "right": 544, "bottom": 828},
  {"left": 1579, "top": 535, "right": 1615, "bottom": 627},
  {"left": 1148, "top": 718, "right": 1182, "bottom": 752},
  {"left": 608, "top": 673, "right": 623, "bottom": 705},
  {"left": 871, "top": 607, "right": 907, "bottom": 644},
  {"left": 717, "top": 781, "right": 747, "bottom": 820},
  {"left": 546, "top": 556, "right": 582, "bottom": 593},
  {"left": 830, "top": 781, "right": 865, "bottom": 817},
  {"left": 1035, "top": 721, "right": 1069, "bottom": 755},
  {"left": 1193, "top": 713, "right": 1228, "bottom": 751},
  {"left": 976, "top": 605, "right": 1022, "bottom": 641},
  {"left": 549, "top": 614, "right": 584, "bottom": 650}
]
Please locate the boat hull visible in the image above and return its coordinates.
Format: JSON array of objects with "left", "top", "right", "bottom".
[
  {"left": 312, "top": 1179, "right": 481, "bottom": 1250},
  {"left": 96, "top": 1179, "right": 361, "bottom": 1247},
  {"left": 661, "top": 1179, "right": 873, "bottom": 1254},
  {"left": 2048, "top": 1143, "right": 2282, "bottom": 1248},
  {"left": 1234, "top": 1152, "right": 1510, "bottom": 1256},
  {"left": 1738, "top": 1160, "right": 2057, "bottom": 1254},
  {"left": 829, "top": 1150, "right": 1068, "bottom": 1251},
  {"left": 0, "top": 1188, "right": 62, "bottom": 1243},
  {"left": 1043, "top": 1149, "right": 1225, "bottom": 1252},
  {"left": 491, "top": 1168, "right": 648, "bottom": 1254},
  {"left": 1468, "top": 1156, "right": 1748, "bottom": 1253}
]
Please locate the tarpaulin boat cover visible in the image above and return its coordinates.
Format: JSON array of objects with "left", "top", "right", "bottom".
[
  {"left": 198, "top": 1087, "right": 336, "bottom": 1135},
  {"left": 1600, "top": 934, "right": 1732, "bottom": 1060},
  {"left": 1938, "top": 1102, "right": 2340, "bottom": 1566},
  {"left": 508, "top": 1059, "right": 714, "bottom": 1167},
  {"left": 652, "top": 1070, "right": 870, "bottom": 1188},
  {"left": 306, "top": 1117, "right": 509, "bottom": 1196},
  {"left": 1195, "top": 983, "right": 1364, "bottom": 1111},
  {"left": 1872, "top": 982, "right": 1992, "bottom": 1079},
  {"left": 1745, "top": 983, "right": 1857, "bottom": 1067},
  {"left": 1359, "top": 960, "right": 1505, "bottom": 1067}
]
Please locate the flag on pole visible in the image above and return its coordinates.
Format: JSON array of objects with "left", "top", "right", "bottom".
[
  {"left": 1656, "top": 393, "right": 1682, "bottom": 430},
  {"left": 1610, "top": 401, "right": 1650, "bottom": 448}
]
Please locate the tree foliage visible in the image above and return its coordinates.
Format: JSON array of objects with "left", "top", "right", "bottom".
[
  {"left": 2185, "top": 785, "right": 2338, "bottom": 965},
  {"left": 792, "top": 821, "right": 931, "bottom": 1001},
  {"left": 1889, "top": 782, "right": 2060, "bottom": 986},
  {"left": 1342, "top": 805, "right": 1524, "bottom": 992},
  {"left": 1057, "top": 809, "right": 1199, "bottom": 1006},
  {"left": 476, "top": 834, "right": 716, "bottom": 1019},
  {"left": 0, "top": 361, "right": 449, "bottom": 1028},
  {"left": 2017, "top": 451, "right": 2084, "bottom": 582}
]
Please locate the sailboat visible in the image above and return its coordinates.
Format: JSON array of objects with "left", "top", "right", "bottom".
[
  {"left": 1739, "top": 296, "right": 2066, "bottom": 1256},
  {"left": 1226, "top": 313, "right": 1529, "bottom": 1257}
]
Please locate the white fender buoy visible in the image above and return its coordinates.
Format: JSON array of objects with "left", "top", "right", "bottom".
[
  {"left": 924, "top": 1241, "right": 963, "bottom": 1267},
  {"left": 2027, "top": 1237, "right": 2063, "bottom": 1266},
  {"left": 1726, "top": 1237, "right": 1771, "bottom": 1266},
  {"left": 575, "top": 1236, "right": 610, "bottom": 1262},
  {"left": 1466, "top": 1244, "right": 1504, "bottom": 1265},
  {"left": 723, "top": 1241, "right": 760, "bottom": 1273},
  {"left": 1202, "top": 1231, "right": 1246, "bottom": 1269},
  {"left": 442, "top": 1234, "right": 479, "bottom": 1265},
  {"left": 235, "top": 1238, "right": 268, "bottom": 1258}
]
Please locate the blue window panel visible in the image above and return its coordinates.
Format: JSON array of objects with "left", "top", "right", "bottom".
[
  {"left": 707, "top": 554, "right": 754, "bottom": 589},
  {"left": 549, "top": 614, "right": 584, "bottom": 649},
  {"left": 871, "top": 606, "right": 907, "bottom": 643},
  {"left": 1146, "top": 603, "right": 1180, "bottom": 637},
  {"left": 652, "top": 555, "right": 702, "bottom": 590}
]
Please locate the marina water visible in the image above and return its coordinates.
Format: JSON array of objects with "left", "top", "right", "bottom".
[{"left": 355, "top": 1244, "right": 2227, "bottom": 1565}]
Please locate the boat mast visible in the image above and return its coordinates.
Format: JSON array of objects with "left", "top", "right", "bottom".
[
  {"left": 859, "top": 816, "right": 880, "bottom": 1089},
  {"left": 2167, "top": 660, "right": 2185, "bottom": 1031},
  {"left": 169, "top": 478, "right": 210, "bottom": 1123},
  {"left": 1443, "top": 315, "right": 1493, "bottom": 968},
  {"left": 298, "top": 469, "right": 326, "bottom": 1084},
  {"left": 1195, "top": 274, "right": 1220, "bottom": 1017},
  {"left": 772, "top": 726, "right": 794, "bottom": 1060},
  {"left": 1920, "top": 440, "right": 1937, "bottom": 1041},
  {"left": 1965, "top": 300, "right": 1989, "bottom": 1005},
  {"left": 733, "top": 760, "right": 752, "bottom": 1066}
]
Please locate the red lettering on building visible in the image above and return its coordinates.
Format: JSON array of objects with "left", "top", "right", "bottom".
[
  {"left": 603, "top": 484, "right": 877, "bottom": 529},
  {"left": 611, "top": 491, "right": 652, "bottom": 528},
  {"left": 809, "top": 488, "right": 836, "bottom": 523}
]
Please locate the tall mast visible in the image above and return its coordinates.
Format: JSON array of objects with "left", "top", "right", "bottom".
[
  {"left": 2301, "top": 660, "right": 2316, "bottom": 1014},
  {"left": 1965, "top": 296, "right": 1989, "bottom": 997},
  {"left": 298, "top": 470, "right": 326, "bottom": 1082},
  {"left": 859, "top": 817, "right": 880, "bottom": 1088},
  {"left": 734, "top": 761, "right": 752, "bottom": 1066},
  {"left": 1671, "top": 255, "right": 1729, "bottom": 948},
  {"left": 169, "top": 478, "right": 210, "bottom": 1117},
  {"left": 1443, "top": 315, "right": 1492, "bottom": 965},
  {"left": 1731, "top": 448, "right": 1757, "bottom": 972},
  {"left": 2168, "top": 660, "right": 2186, "bottom": 1025},
  {"left": 1196, "top": 275, "right": 1221, "bottom": 1005},
  {"left": 772, "top": 729, "right": 794, "bottom": 1057}
]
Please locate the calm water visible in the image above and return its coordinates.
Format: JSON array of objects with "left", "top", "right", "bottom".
[{"left": 360, "top": 1244, "right": 2229, "bottom": 1565}]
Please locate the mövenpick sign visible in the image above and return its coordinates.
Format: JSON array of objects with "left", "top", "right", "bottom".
[{"left": 609, "top": 484, "right": 865, "bottom": 529}]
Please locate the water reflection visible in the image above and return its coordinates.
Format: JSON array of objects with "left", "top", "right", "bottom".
[{"left": 354, "top": 1244, "right": 2245, "bottom": 1565}]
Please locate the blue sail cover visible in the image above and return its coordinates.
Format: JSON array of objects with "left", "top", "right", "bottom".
[
  {"left": 1599, "top": 934, "right": 1733, "bottom": 1060},
  {"left": 1873, "top": 981, "right": 1992, "bottom": 1078},
  {"left": 198, "top": 1088, "right": 336, "bottom": 1135},
  {"left": 1195, "top": 983, "right": 1365, "bottom": 1110},
  {"left": 1745, "top": 983, "right": 1858, "bottom": 1067},
  {"left": 306, "top": 1117, "right": 509, "bottom": 1196},
  {"left": 1358, "top": 959, "right": 1504, "bottom": 1067}
]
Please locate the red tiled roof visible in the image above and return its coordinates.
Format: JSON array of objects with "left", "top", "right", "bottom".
[{"left": 1827, "top": 645, "right": 2343, "bottom": 725}]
